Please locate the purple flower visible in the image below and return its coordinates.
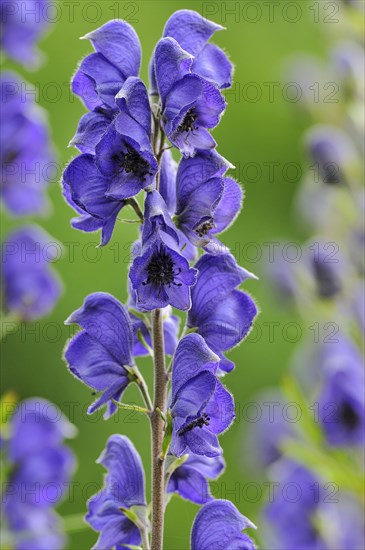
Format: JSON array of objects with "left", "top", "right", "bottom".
[
  {"left": 86, "top": 435, "right": 146, "bottom": 550},
  {"left": 265, "top": 460, "right": 325, "bottom": 550},
  {"left": 187, "top": 253, "right": 258, "bottom": 372},
  {"left": 163, "top": 10, "right": 233, "bottom": 89},
  {"left": 191, "top": 500, "right": 257, "bottom": 550},
  {"left": 95, "top": 78, "right": 157, "bottom": 200},
  {"left": 4, "top": 398, "right": 75, "bottom": 550},
  {"left": 175, "top": 150, "right": 242, "bottom": 248},
  {"left": 167, "top": 453, "right": 225, "bottom": 504},
  {"left": 1, "top": 72, "right": 55, "bottom": 216},
  {"left": 305, "top": 125, "right": 358, "bottom": 186},
  {"left": 154, "top": 37, "right": 226, "bottom": 156},
  {"left": 1, "top": 225, "right": 62, "bottom": 321},
  {"left": 64, "top": 292, "right": 135, "bottom": 418},
  {"left": 62, "top": 154, "right": 126, "bottom": 246},
  {"left": 245, "top": 389, "right": 294, "bottom": 470},
  {"left": 0, "top": 0, "right": 52, "bottom": 67},
  {"left": 129, "top": 191, "right": 198, "bottom": 311},
  {"left": 72, "top": 20, "right": 141, "bottom": 114},
  {"left": 317, "top": 338, "right": 364, "bottom": 446},
  {"left": 169, "top": 334, "right": 235, "bottom": 457}
]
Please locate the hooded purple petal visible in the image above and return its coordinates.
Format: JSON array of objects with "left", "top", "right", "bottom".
[
  {"left": 163, "top": 10, "right": 223, "bottom": 56},
  {"left": 191, "top": 500, "right": 256, "bottom": 550},
  {"left": 86, "top": 435, "right": 145, "bottom": 549}
]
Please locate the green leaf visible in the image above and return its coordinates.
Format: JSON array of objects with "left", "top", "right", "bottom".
[
  {"left": 111, "top": 400, "right": 149, "bottom": 415},
  {"left": 161, "top": 410, "right": 173, "bottom": 460}
]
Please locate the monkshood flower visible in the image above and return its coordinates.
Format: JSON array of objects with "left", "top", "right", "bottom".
[
  {"left": 167, "top": 453, "right": 225, "bottom": 504},
  {"left": 154, "top": 37, "right": 226, "bottom": 156},
  {"left": 191, "top": 500, "right": 257, "bottom": 550},
  {"left": 317, "top": 338, "right": 364, "bottom": 446},
  {"left": 64, "top": 79, "right": 158, "bottom": 246},
  {"left": 163, "top": 10, "right": 233, "bottom": 90},
  {"left": 169, "top": 334, "right": 235, "bottom": 457},
  {"left": 305, "top": 125, "right": 359, "bottom": 186},
  {"left": 0, "top": 0, "right": 52, "bottom": 67},
  {"left": 70, "top": 20, "right": 142, "bottom": 154},
  {"left": 86, "top": 434, "right": 146, "bottom": 550},
  {"left": 64, "top": 292, "right": 135, "bottom": 418},
  {"left": 72, "top": 20, "right": 141, "bottom": 114},
  {"left": 1, "top": 225, "right": 62, "bottom": 321},
  {"left": 331, "top": 41, "right": 365, "bottom": 101},
  {"left": 62, "top": 154, "right": 127, "bottom": 247},
  {"left": 1, "top": 72, "right": 55, "bottom": 216},
  {"left": 96, "top": 78, "right": 158, "bottom": 200},
  {"left": 245, "top": 389, "right": 294, "bottom": 471},
  {"left": 129, "top": 191, "right": 198, "bottom": 311},
  {"left": 188, "top": 253, "right": 258, "bottom": 373},
  {"left": 265, "top": 460, "right": 325, "bottom": 550},
  {"left": 3, "top": 398, "right": 75, "bottom": 550},
  {"left": 128, "top": 282, "right": 180, "bottom": 356},
  {"left": 175, "top": 150, "right": 242, "bottom": 248}
]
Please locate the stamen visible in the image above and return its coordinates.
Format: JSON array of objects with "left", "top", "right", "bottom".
[
  {"left": 178, "top": 108, "right": 197, "bottom": 133},
  {"left": 178, "top": 413, "right": 211, "bottom": 436},
  {"left": 115, "top": 146, "right": 151, "bottom": 180},
  {"left": 143, "top": 250, "right": 181, "bottom": 287}
]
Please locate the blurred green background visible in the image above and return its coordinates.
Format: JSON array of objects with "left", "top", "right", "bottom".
[{"left": 1, "top": 1, "right": 329, "bottom": 548}]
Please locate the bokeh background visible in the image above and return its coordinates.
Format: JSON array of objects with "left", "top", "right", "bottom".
[{"left": 1, "top": 1, "right": 344, "bottom": 547}]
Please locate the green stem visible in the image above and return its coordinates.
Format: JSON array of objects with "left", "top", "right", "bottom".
[{"left": 150, "top": 309, "right": 167, "bottom": 550}]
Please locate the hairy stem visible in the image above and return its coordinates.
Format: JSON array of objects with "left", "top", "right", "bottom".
[{"left": 150, "top": 308, "right": 167, "bottom": 550}]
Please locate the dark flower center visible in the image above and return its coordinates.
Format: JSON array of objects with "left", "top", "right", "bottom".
[
  {"left": 178, "top": 413, "right": 210, "bottom": 436},
  {"left": 143, "top": 250, "right": 182, "bottom": 287},
  {"left": 312, "top": 258, "right": 341, "bottom": 299},
  {"left": 178, "top": 108, "right": 198, "bottom": 133},
  {"left": 113, "top": 146, "right": 151, "bottom": 180},
  {"left": 195, "top": 219, "right": 215, "bottom": 237},
  {"left": 339, "top": 402, "right": 359, "bottom": 430}
]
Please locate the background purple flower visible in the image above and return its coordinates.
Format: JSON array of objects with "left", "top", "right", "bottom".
[
  {"left": 191, "top": 500, "right": 256, "bottom": 550},
  {"left": 1, "top": 225, "right": 62, "bottom": 321},
  {"left": 1, "top": 72, "right": 56, "bottom": 216},
  {"left": 86, "top": 434, "right": 146, "bottom": 550},
  {"left": 0, "top": 0, "right": 53, "bottom": 67},
  {"left": 64, "top": 292, "right": 135, "bottom": 418},
  {"left": 188, "top": 253, "right": 258, "bottom": 372},
  {"left": 316, "top": 339, "right": 364, "bottom": 446},
  {"left": 3, "top": 398, "right": 75, "bottom": 550}
]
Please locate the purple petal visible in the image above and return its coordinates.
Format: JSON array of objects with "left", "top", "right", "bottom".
[
  {"left": 167, "top": 466, "right": 212, "bottom": 504},
  {"left": 96, "top": 434, "right": 146, "bottom": 506},
  {"left": 69, "top": 112, "right": 111, "bottom": 154},
  {"left": 115, "top": 77, "right": 151, "bottom": 136},
  {"left": 163, "top": 10, "right": 223, "bottom": 56},
  {"left": 65, "top": 292, "right": 134, "bottom": 366},
  {"left": 191, "top": 500, "right": 256, "bottom": 550},
  {"left": 171, "top": 334, "right": 220, "bottom": 401},
  {"left": 193, "top": 43, "right": 233, "bottom": 89},
  {"left": 83, "top": 20, "right": 141, "bottom": 79},
  {"left": 159, "top": 150, "right": 178, "bottom": 215},
  {"left": 212, "top": 178, "right": 243, "bottom": 234},
  {"left": 154, "top": 37, "right": 193, "bottom": 105},
  {"left": 65, "top": 331, "right": 128, "bottom": 392},
  {"left": 188, "top": 254, "right": 256, "bottom": 326}
]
